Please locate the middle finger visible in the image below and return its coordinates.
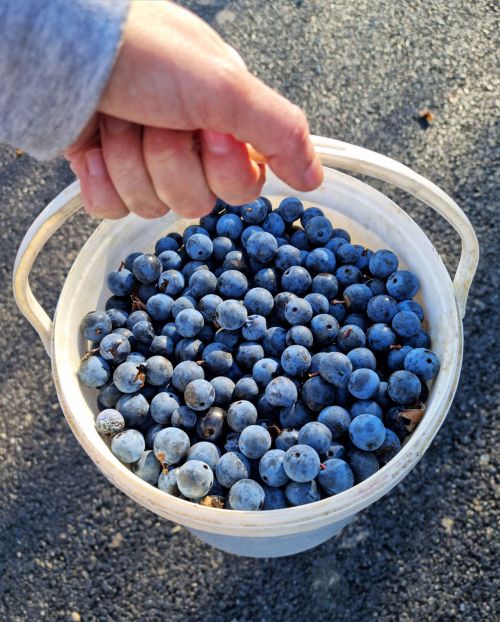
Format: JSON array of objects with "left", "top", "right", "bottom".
[{"left": 100, "top": 115, "right": 169, "bottom": 219}]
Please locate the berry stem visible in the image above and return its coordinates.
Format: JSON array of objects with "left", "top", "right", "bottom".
[
  {"left": 81, "top": 347, "right": 100, "bottom": 362},
  {"left": 131, "top": 293, "right": 146, "bottom": 311}
]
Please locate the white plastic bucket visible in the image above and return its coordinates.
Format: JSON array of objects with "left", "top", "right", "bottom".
[{"left": 13, "top": 138, "right": 479, "bottom": 558}]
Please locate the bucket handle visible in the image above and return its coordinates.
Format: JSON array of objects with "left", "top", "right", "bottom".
[
  {"left": 13, "top": 180, "right": 82, "bottom": 356},
  {"left": 312, "top": 137, "right": 479, "bottom": 319},
  {"left": 12, "top": 140, "right": 479, "bottom": 356}
]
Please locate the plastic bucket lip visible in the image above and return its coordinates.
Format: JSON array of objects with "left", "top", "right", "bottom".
[{"left": 49, "top": 161, "right": 464, "bottom": 537}]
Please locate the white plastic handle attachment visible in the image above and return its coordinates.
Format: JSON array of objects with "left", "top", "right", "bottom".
[
  {"left": 312, "top": 137, "right": 479, "bottom": 319},
  {"left": 13, "top": 180, "right": 82, "bottom": 356}
]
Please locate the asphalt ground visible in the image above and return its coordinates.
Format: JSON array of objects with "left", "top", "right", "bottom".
[{"left": 0, "top": 1, "right": 498, "bottom": 621}]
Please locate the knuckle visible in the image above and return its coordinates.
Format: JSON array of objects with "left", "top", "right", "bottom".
[
  {"left": 119, "top": 169, "right": 144, "bottom": 190},
  {"left": 105, "top": 152, "right": 145, "bottom": 190},
  {"left": 209, "top": 63, "right": 251, "bottom": 127},
  {"left": 215, "top": 60, "right": 245, "bottom": 93},
  {"left": 146, "top": 129, "right": 190, "bottom": 164},
  {"left": 286, "top": 105, "right": 310, "bottom": 151}
]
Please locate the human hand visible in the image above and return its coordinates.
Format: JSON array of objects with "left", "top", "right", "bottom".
[{"left": 66, "top": 1, "right": 323, "bottom": 220}]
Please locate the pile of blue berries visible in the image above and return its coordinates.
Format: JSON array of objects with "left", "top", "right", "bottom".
[{"left": 78, "top": 196, "right": 441, "bottom": 511}]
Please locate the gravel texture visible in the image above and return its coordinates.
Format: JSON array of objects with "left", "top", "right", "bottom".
[{"left": 0, "top": 1, "right": 498, "bottom": 621}]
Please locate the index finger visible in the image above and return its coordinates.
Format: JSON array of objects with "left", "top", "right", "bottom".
[{"left": 204, "top": 70, "right": 324, "bottom": 192}]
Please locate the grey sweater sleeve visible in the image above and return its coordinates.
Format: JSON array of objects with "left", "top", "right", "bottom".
[{"left": 0, "top": 0, "right": 131, "bottom": 159}]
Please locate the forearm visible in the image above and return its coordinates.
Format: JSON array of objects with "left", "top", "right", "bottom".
[{"left": 0, "top": 0, "right": 130, "bottom": 159}]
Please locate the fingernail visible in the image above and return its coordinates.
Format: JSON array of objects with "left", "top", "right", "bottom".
[
  {"left": 302, "top": 158, "right": 323, "bottom": 189},
  {"left": 203, "top": 130, "right": 233, "bottom": 155},
  {"left": 85, "top": 149, "right": 106, "bottom": 177},
  {"left": 104, "top": 115, "right": 131, "bottom": 134}
]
